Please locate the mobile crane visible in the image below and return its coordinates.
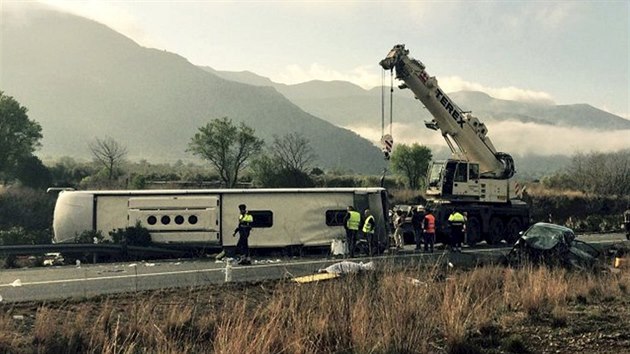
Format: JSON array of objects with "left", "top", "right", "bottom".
[{"left": 380, "top": 44, "right": 529, "bottom": 245}]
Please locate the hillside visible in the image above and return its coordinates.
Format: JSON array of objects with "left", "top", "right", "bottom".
[
  {"left": 1, "top": 5, "right": 386, "bottom": 174},
  {"left": 208, "top": 69, "right": 630, "bottom": 130}
]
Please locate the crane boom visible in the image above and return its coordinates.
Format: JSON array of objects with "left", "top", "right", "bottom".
[{"left": 380, "top": 44, "right": 514, "bottom": 179}]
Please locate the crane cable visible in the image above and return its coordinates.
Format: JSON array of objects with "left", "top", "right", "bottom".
[
  {"left": 389, "top": 69, "right": 393, "bottom": 136},
  {"left": 381, "top": 69, "right": 385, "bottom": 138},
  {"left": 380, "top": 68, "right": 395, "bottom": 137}
]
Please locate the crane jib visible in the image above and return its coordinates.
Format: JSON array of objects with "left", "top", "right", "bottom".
[{"left": 435, "top": 88, "right": 465, "bottom": 128}]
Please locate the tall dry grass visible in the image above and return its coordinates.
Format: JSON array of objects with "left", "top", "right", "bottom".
[{"left": 3, "top": 262, "right": 628, "bottom": 353}]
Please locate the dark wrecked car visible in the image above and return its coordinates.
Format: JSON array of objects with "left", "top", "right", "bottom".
[{"left": 505, "top": 222, "right": 600, "bottom": 270}]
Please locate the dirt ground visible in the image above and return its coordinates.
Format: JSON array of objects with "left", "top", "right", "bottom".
[{"left": 2, "top": 270, "right": 629, "bottom": 354}]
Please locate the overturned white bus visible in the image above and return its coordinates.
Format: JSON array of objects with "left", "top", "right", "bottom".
[{"left": 52, "top": 188, "right": 389, "bottom": 253}]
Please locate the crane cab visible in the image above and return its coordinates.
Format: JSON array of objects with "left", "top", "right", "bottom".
[{"left": 427, "top": 159, "right": 510, "bottom": 203}]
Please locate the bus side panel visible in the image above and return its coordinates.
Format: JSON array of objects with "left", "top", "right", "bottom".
[
  {"left": 95, "top": 196, "right": 132, "bottom": 239},
  {"left": 221, "top": 192, "right": 353, "bottom": 248},
  {"left": 127, "top": 196, "right": 220, "bottom": 244}
]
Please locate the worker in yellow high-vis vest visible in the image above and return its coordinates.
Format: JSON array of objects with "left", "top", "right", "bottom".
[
  {"left": 448, "top": 209, "right": 466, "bottom": 252},
  {"left": 362, "top": 209, "right": 376, "bottom": 256},
  {"left": 233, "top": 204, "right": 254, "bottom": 264},
  {"left": 344, "top": 206, "right": 361, "bottom": 257}
]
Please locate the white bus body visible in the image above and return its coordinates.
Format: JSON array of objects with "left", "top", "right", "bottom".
[{"left": 53, "top": 188, "right": 389, "bottom": 249}]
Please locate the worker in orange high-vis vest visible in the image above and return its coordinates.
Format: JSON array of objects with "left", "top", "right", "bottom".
[
  {"left": 344, "top": 206, "right": 361, "bottom": 258},
  {"left": 423, "top": 208, "right": 436, "bottom": 253}
]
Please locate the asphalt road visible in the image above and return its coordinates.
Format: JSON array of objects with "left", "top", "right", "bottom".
[{"left": 0, "top": 232, "right": 626, "bottom": 303}]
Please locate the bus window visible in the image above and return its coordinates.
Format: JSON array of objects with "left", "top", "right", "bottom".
[
  {"left": 326, "top": 210, "right": 347, "bottom": 226},
  {"left": 249, "top": 210, "right": 273, "bottom": 228}
]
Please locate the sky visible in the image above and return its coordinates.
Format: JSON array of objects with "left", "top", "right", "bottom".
[{"left": 26, "top": 0, "right": 629, "bottom": 120}]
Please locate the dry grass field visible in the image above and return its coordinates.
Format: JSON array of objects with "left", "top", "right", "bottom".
[{"left": 1, "top": 261, "right": 629, "bottom": 353}]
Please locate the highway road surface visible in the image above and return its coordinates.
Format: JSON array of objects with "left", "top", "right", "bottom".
[{"left": 0, "top": 232, "right": 626, "bottom": 303}]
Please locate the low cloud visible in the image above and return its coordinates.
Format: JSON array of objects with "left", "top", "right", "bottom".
[
  {"left": 440, "top": 76, "right": 555, "bottom": 105},
  {"left": 345, "top": 121, "right": 630, "bottom": 157},
  {"left": 275, "top": 63, "right": 556, "bottom": 106}
]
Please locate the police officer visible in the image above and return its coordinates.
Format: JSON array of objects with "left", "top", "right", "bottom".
[
  {"left": 362, "top": 209, "right": 376, "bottom": 256},
  {"left": 448, "top": 209, "right": 466, "bottom": 252},
  {"left": 233, "top": 204, "right": 254, "bottom": 264},
  {"left": 344, "top": 206, "right": 361, "bottom": 257}
]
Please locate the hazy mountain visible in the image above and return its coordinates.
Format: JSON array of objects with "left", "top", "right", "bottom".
[
  {"left": 208, "top": 69, "right": 630, "bottom": 131},
  {"left": 1, "top": 5, "right": 386, "bottom": 173}
]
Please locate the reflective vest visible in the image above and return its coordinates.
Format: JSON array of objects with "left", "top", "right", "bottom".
[
  {"left": 346, "top": 210, "right": 361, "bottom": 230},
  {"left": 239, "top": 213, "right": 253, "bottom": 227},
  {"left": 448, "top": 212, "right": 465, "bottom": 225},
  {"left": 362, "top": 215, "right": 375, "bottom": 233},
  {"left": 424, "top": 213, "right": 436, "bottom": 233}
]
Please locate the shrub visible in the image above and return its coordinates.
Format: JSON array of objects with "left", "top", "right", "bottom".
[
  {"left": 0, "top": 187, "right": 55, "bottom": 231},
  {"left": 109, "top": 222, "right": 152, "bottom": 247},
  {"left": 74, "top": 229, "right": 105, "bottom": 244}
]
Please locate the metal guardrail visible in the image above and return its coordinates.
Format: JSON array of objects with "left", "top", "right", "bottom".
[{"left": 0, "top": 243, "right": 190, "bottom": 257}]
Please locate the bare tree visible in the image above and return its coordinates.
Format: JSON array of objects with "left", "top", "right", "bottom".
[
  {"left": 271, "top": 132, "right": 317, "bottom": 172},
  {"left": 89, "top": 137, "right": 128, "bottom": 181}
]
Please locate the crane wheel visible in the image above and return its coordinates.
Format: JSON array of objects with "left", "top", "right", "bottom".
[
  {"left": 485, "top": 217, "right": 505, "bottom": 245},
  {"left": 465, "top": 217, "right": 482, "bottom": 246},
  {"left": 505, "top": 218, "right": 522, "bottom": 244}
]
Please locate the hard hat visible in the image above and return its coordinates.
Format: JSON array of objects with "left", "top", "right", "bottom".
[{"left": 417, "top": 205, "right": 425, "bottom": 211}]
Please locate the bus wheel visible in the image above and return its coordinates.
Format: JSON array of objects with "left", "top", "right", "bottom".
[
  {"left": 505, "top": 218, "right": 522, "bottom": 244},
  {"left": 486, "top": 217, "right": 505, "bottom": 245},
  {"left": 465, "top": 217, "right": 482, "bottom": 246}
]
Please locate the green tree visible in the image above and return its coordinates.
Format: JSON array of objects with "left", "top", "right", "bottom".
[
  {"left": 188, "top": 117, "right": 264, "bottom": 188},
  {"left": 0, "top": 91, "right": 43, "bottom": 183},
  {"left": 390, "top": 143, "right": 432, "bottom": 189}
]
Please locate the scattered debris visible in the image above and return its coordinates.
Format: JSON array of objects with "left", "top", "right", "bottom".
[
  {"left": 12, "top": 315, "right": 24, "bottom": 320},
  {"left": 330, "top": 239, "right": 348, "bottom": 256},
  {"left": 252, "top": 259, "right": 282, "bottom": 265},
  {"left": 407, "top": 277, "right": 428, "bottom": 287}
]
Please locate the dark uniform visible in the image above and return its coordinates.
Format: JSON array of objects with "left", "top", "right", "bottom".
[
  {"left": 362, "top": 209, "right": 376, "bottom": 256},
  {"left": 233, "top": 204, "right": 254, "bottom": 264},
  {"left": 448, "top": 211, "right": 465, "bottom": 252},
  {"left": 344, "top": 206, "right": 361, "bottom": 257}
]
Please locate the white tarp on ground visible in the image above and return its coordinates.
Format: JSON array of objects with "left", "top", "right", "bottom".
[{"left": 319, "top": 261, "right": 374, "bottom": 274}]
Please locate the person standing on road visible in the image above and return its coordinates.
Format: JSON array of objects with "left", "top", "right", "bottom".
[
  {"left": 233, "top": 204, "right": 254, "bottom": 265},
  {"left": 412, "top": 206, "right": 425, "bottom": 251},
  {"left": 423, "top": 208, "right": 436, "bottom": 253},
  {"left": 448, "top": 209, "right": 466, "bottom": 252},
  {"left": 344, "top": 206, "right": 361, "bottom": 258},
  {"left": 362, "top": 209, "right": 376, "bottom": 256},
  {"left": 393, "top": 209, "right": 404, "bottom": 250}
]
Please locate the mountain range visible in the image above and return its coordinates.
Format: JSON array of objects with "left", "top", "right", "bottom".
[{"left": 2, "top": 4, "right": 629, "bottom": 177}]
